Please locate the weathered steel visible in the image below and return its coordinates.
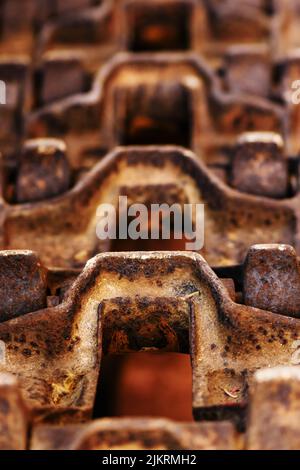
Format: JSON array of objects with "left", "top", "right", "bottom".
[
  {"left": 0, "top": 373, "right": 28, "bottom": 450},
  {"left": 31, "top": 418, "right": 238, "bottom": 450},
  {"left": 0, "top": 146, "right": 298, "bottom": 268},
  {"left": 243, "top": 244, "right": 300, "bottom": 317},
  {"left": 26, "top": 54, "right": 284, "bottom": 170},
  {"left": 231, "top": 132, "right": 288, "bottom": 198},
  {"left": 15, "top": 139, "right": 71, "bottom": 203},
  {"left": 0, "top": 249, "right": 298, "bottom": 430},
  {"left": 1, "top": 0, "right": 300, "bottom": 453},
  {"left": 247, "top": 366, "right": 300, "bottom": 450},
  {"left": 0, "top": 250, "right": 47, "bottom": 322},
  {"left": 2, "top": 364, "right": 300, "bottom": 449}
]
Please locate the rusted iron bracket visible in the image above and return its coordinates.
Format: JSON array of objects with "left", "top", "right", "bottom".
[
  {"left": 0, "top": 145, "right": 299, "bottom": 268},
  {"left": 3, "top": 363, "right": 300, "bottom": 450},
  {"left": 3, "top": 1, "right": 300, "bottom": 161},
  {"left": 26, "top": 53, "right": 284, "bottom": 170},
  {"left": 0, "top": 249, "right": 300, "bottom": 431},
  {"left": 30, "top": 365, "right": 300, "bottom": 450}
]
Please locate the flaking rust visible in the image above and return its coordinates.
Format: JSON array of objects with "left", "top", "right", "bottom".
[
  {"left": 3, "top": 364, "right": 300, "bottom": 450},
  {"left": 3, "top": 0, "right": 300, "bottom": 452},
  {"left": 0, "top": 248, "right": 299, "bottom": 431},
  {"left": 29, "top": 365, "right": 300, "bottom": 450},
  {"left": 3, "top": 351, "right": 300, "bottom": 448}
]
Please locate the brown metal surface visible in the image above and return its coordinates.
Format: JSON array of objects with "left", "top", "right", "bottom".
[
  {"left": 3, "top": 363, "right": 300, "bottom": 449},
  {"left": 0, "top": 145, "right": 299, "bottom": 268},
  {"left": 0, "top": 249, "right": 299, "bottom": 429},
  {"left": 26, "top": 53, "right": 284, "bottom": 170},
  {"left": 32, "top": 419, "right": 238, "bottom": 450},
  {"left": 2, "top": 0, "right": 300, "bottom": 452},
  {"left": 246, "top": 366, "right": 300, "bottom": 450}
]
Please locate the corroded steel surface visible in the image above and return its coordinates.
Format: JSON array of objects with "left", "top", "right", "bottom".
[
  {"left": 0, "top": 249, "right": 299, "bottom": 429},
  {"left": 0, "top": 145, "right": 300, "bottom": 268},
  {"left": 2, "top": 0, "right": 300, "bottom": 452}
]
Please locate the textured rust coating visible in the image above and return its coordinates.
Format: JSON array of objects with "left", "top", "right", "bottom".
[
  {"left": 2, "top": 0, "right": 300, "bottom": 452},
  {"left": 0, "top": 146, "right": 298, "bottom": 269},
  {"left": 0, "top": 249, "right": 298, "bottom": 431},
  {"left": 31, "top": 418, "right": 237, "bottom": 450},
  {"left": 243, "top": 244, "right": 300, "bottom": 317},
  {"left": 0, "top": 373, "right": 28, "bottom": 450},
  {"left": 231, "top": 133, "right": 288, "bottom": 198},
  {"left": 0, "top": 251, "right": 47, "bottom": 322},
  {"left": 16, "top": 139, "right": 71, "bottom": 203},
  {"left": 247, "top": 366, "right": 300, "bottom": 450}
]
